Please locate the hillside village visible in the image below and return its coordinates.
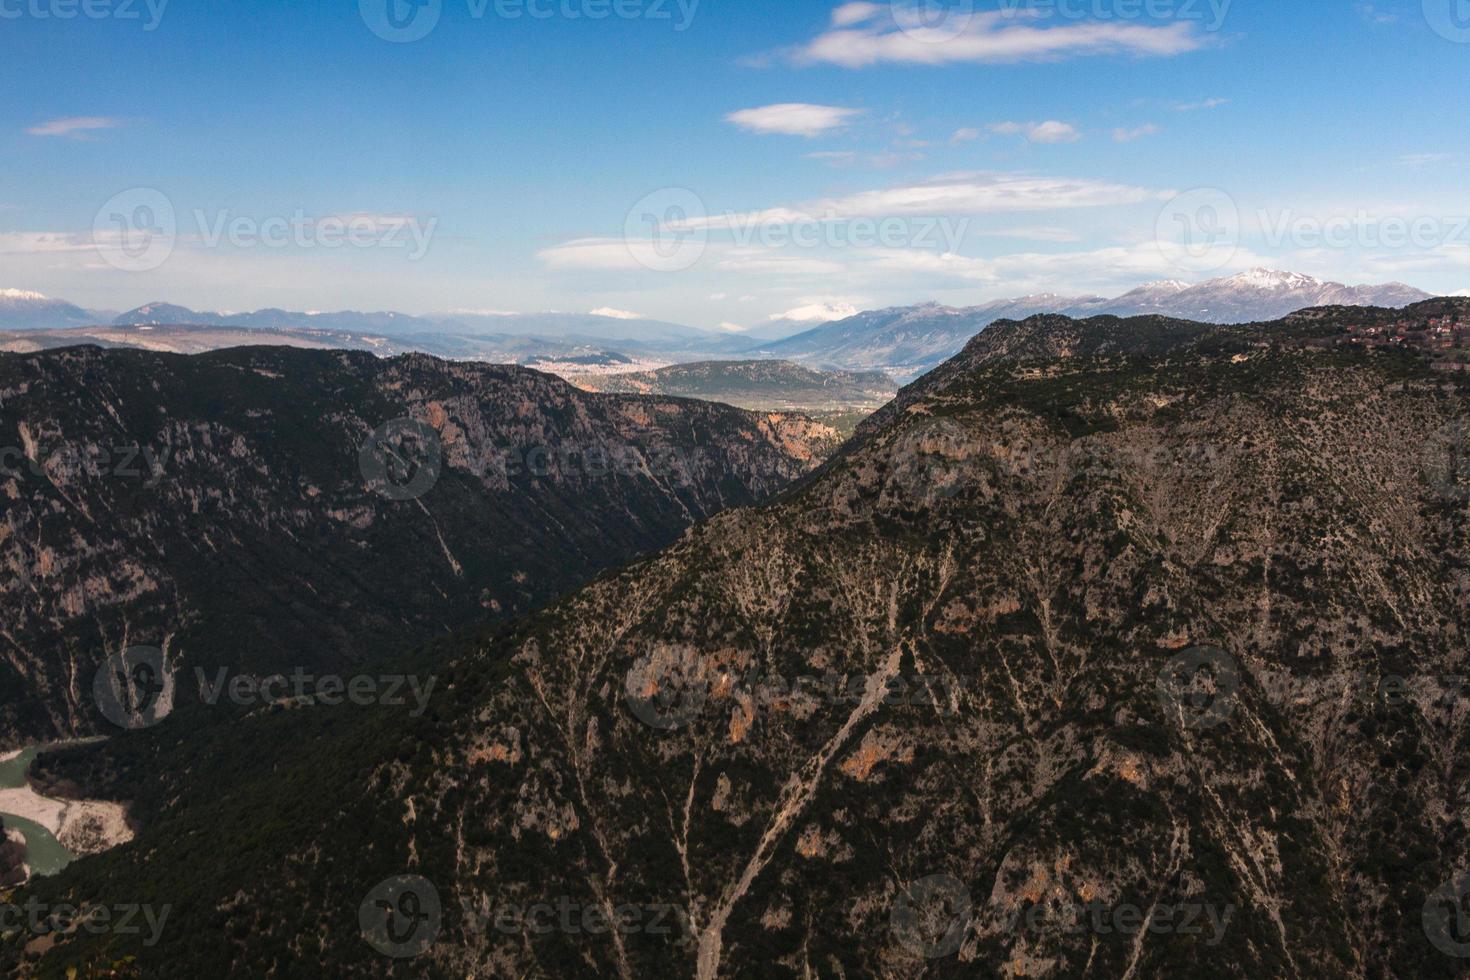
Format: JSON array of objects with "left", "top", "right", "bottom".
[{"left": 1313, "top": 311, "right": 1470, "bottom": 371}]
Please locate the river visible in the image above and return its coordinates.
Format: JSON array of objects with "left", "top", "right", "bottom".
[{"left": 0, "top": 746, "right": 80, "bottom": 878}]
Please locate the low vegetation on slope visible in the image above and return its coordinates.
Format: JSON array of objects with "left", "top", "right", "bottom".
[
  {"left": 9, "top": 305, "right": 1470, "bottom": 978},
  {"left": 0, "top": 346, "right": 836, "bottom": 745}
]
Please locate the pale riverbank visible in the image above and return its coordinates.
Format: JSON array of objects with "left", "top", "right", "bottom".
[{"left": 0, "top": 741, "right": 133, "bottom": 881}]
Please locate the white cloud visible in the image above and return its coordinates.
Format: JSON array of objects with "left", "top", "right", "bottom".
[
  {"left": 1113, "top": 124, "right": 1160, "bottom": 142},
  {"left": 27, "top": 116, "right": 122, "bottom": 139},
  {"left": 589, "top": 307, "right": 644, "bottom": 319},
  {"left": 796, "top": 7, "right": 1206, "bottom": 68},
  {"left": 831, "top": 2, "right": 883, "bottom": 28},
  {"left": 726, "top": 103, "right": 863, "bottom": 137},
  {"left": 990, "top": 121, "right": 1082, "bottom": 144},
  {"left": 683, "top": 172, "right": 1155, "bottom": 231},
  {"left": 951, "top": 127, "right": 982, "bottom": 144},
  {"left": 538, "top": 238, "right": 673, "bottom": 271}
]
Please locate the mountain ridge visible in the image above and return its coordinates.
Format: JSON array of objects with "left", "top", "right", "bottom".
[
  {"left": 13, "top": 301, "right": 1470, "bottom": 977},
  {"left": 760, "top": 269, "right": 1436, "bottom": 378}
]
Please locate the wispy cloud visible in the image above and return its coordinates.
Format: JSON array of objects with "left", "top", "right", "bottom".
[
  {"left": 792, "top": 5, "right": 1207, "bottom": 68},
  {"left": 27, "top": 116, "right": 123, "bottom": 139},
  {"left": 726, "top": 103, "right": 863, "bottom": 137},
  {"left": 1396, "top": 153, "right": 1457, "bottom": 168},
  {"left": 990, "top": 121, "right": 1082, "bottom": 144},
  {"left": 950, "top": 127, "right": 983, "bottom": 144},
  {"left": 980, "top": 226, "right": 1084, "bottom": 243},
  {"left": 1174, "top": 97, "right": 1229, "bottom": 111},
  {"left": 805, "top": 150, "right": 859, "bottom": 165},
  {"left": 807, "top": 148, "right": 926, "bottom": 169},
  {"left": 690, "top": 172, "right": 1155, "bottom": 229},
  {"left": 1355, "top": 3, "right": 1398, "bottom": 25},
  {"left": 1113, "top": 123, "right": 1161, "bottom": 142}
]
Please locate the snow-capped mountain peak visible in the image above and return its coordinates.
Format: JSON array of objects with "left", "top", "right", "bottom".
[
  {"left": 1224, "top": 268, "right": 1319, "bottom": 290},
  {"left": 0, "top": 288, "right": 98, "bottom": 328}
]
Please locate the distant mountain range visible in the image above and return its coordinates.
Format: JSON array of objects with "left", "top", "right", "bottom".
[
  {"left": 566, "top": 359, "right": 898, "bottom": 413},
  {"left": 758, "top": 270, "right": 1434, "bottom": 377},
  {"left": 0, "top": 289, "right": 99, "bottom": 330},
  {"left": 0, "top": 270, "right": 1443, "bottom": 379},
  {"left": 109, "top": 303, "right": 716, "bottom": 346}
]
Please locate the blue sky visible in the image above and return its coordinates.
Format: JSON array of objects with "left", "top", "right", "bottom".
[{"left": 2, "top": 0, "right": 1468, "bottom": 328}]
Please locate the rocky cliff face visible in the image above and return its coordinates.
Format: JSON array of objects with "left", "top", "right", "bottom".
[
  {"left": 10, "top": 309, "right": 1470, "bottom": 978},
  {"left": 0, "top": 346, "right": 836, "bottom": 746}
]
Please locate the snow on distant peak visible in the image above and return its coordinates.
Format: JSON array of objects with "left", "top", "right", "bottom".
[
  {"left": 770, "top": 302, "right": 860, "bottom": 323},
  {"left": 1224, "top": 268, "right": 1319, "bottom": 289},
  {"left": 589, "top": 307, "right": 646, "bottom": 320},
  {"left": 0, "top": 288, "right": 49, "bottom": 301}
]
